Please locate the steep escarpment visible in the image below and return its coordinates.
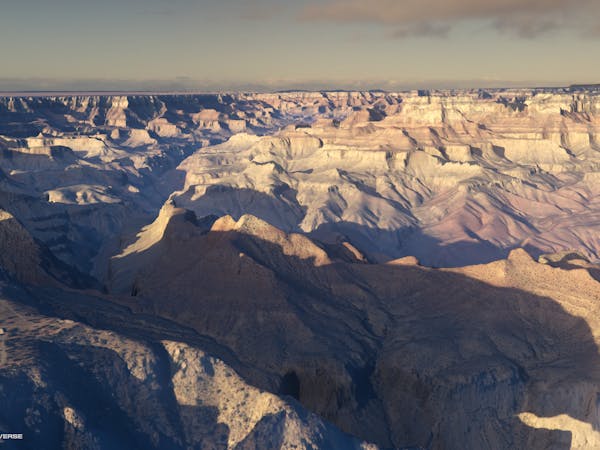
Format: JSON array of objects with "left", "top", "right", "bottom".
[
  {"left": 0, "top": 209, "right": 94, "bottom": 288},
  {"left": 0, "top": 292, "right": 376, "bottom": 450},
  {"left": 107, "top": 207, "right": 600, "bottom": 449},
  {"left": 167, "top": 90, "right": 600, "bottom": 267},
  {"left": 0, "top": 92, "right": 405, "bottom": 278},
  {"left": 2, "top": 90, "right": 600, "bottom": 450},
  {"left": 2, "top": 90, "right": 600, "bottom": 269}
]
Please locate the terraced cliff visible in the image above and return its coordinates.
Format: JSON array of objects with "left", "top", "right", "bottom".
[{"left": 1, "top": 90, "right": 600, "bottom": 449}]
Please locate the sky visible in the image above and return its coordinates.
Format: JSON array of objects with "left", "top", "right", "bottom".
[{"left": 1, "top": 0, "right": 599, "bottom": 92}]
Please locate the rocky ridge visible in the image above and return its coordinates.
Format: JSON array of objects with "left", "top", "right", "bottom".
[
  {"left": 107, "top": 207, "right": 600, "bottom": 449},
  {"left": 1, "top": 90, "right": 600, "bottom": 449}
]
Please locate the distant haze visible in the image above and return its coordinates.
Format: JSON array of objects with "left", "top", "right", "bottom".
[{"left": 1, "top": 0, "right": 599, "bottom": 91}]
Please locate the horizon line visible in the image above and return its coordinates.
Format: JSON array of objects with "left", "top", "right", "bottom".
[{"left": 2, "top": 83, "right": 600, "bottom": 98}]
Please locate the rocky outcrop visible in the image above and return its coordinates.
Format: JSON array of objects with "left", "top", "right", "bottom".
[
  {"left": 2, "top": 89, "right": 600, "bottom": 450},
  {"left": 0, "top": 209, "right": 90, "bottom": 288},
  {"left": 164, "top": 90, "right": 600, "bottom": 266},
  {"left": 0, "top": 295, "right": 376, "bottom": 450},
  {"left": 2, "top": 90, "right": 600, "bottom": 268},
  {"left": 106, "top": 208, "right": 600, "bottom": 449}
]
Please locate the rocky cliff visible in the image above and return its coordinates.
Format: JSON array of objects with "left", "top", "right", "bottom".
[{"left": 1, "top": 89, "right": 600, "bottom": 449}]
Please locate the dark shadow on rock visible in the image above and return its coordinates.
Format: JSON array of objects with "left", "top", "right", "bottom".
[
  {"left": 0, "top": 370, "right": 65, "bottom": 450},
  {"left": 5, "top": 280, "right": 277, "bottom": 393},
  {"left": 0, "top": 340, "right": 230, "bottom": 450},
  {"left": 5, "top": 194, "right": 600, "bottom": 449},
  {"left": 110, "top": 217, "right": 600, "bottom": 449},
  {"left": 171, "top": 185, "right": 519, "bottom": 267},
  {"left": 233, "top": 409, "right": 372, "bottom": 450},
  {"left": 279, "top": 371, "right": 301, "bottom": 400},
  {"left": 232, "top": 411, "right": 287, "bottom": 450},
  {"left": 166, "top": 185, "right": 546, "bottom": 268},
  {"left": 175, "top": 185, "right": 307, "bottom": 233},
  {"left": 311, "top": 220, "right": 513, "bottom": 267},
  {"left": 538, "top": 252, "right": 600, "bottom": 283}
]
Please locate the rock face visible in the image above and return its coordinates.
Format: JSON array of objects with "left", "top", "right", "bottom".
[
  {"left": 2, "top": 90, "right": 600, "bottom": 269},
  {"left": 108, "top": 210, "right": 600, "bottom": 450},
  {"left": 169, "top": 91, "right": 600, "bottom": 267},
  {"left": 0, "top": 292, "right": 376, "bottom": 450},
  {"left": 1, "top": 89, "right": 600, "bottom": 450}
]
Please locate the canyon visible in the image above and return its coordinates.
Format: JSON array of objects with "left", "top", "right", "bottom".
[{"left": 1, "top": 89, "right": 600, "bottom": 449}]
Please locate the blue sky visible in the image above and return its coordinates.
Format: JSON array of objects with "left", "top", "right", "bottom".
[{"left": 1, "top": 0, "right": 599, "bottom": 91}]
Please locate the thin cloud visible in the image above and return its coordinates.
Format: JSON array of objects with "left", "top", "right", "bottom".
[
  {"left": 301, "top": 0, "right": 600, "bottom": 38},
  {"left": 388, "top": 23, "right": 452, "bottom": 39},
  {"left": 493, "top": 17, "right": 561, "bottom": 39}
]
